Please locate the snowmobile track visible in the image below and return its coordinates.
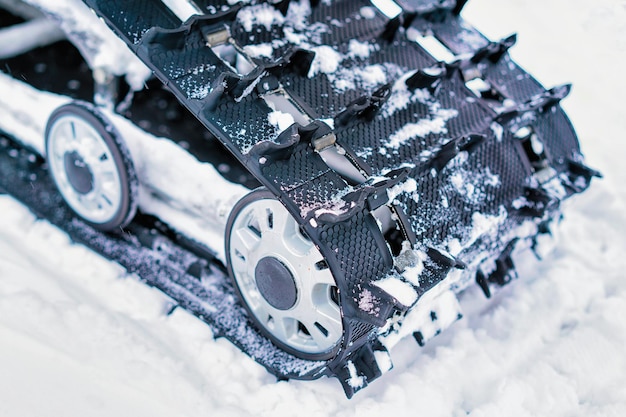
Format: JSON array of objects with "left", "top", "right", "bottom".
[{"left": 0, "top": 0, "right": 601, "bottom": 398}]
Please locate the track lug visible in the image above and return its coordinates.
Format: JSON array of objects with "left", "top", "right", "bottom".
[
  {"left": 471, "top": 34, "right": 517, "bottom": 64},
  {"left": 381, "top": 15, "right": 402, "bottom": 43},
  {"left": 496, "top": 83, "right": 572, "bottom": 125},
  {"left": 408, "top": 290, "right": 463, "bottom": 347},
  {"left": 428, "top": 133, "right": 486, "bottom": 173},
  {"left": 336, "top": 83, "right": 392, "bottom": 126},
  {"left": 490, "top": 239, "right": 518, "bottom": 287},
  {"left": 186, "top": 260, "right": 206, "bottom": 279},
  {"left": 475, "top": 270, "right": 491, "bottom": 298},
  {"left": 452, "top": 0, "right": 469, "bottom": 15},
  {"left": 405, "top": 65, "right": 446, "bottom": 92},
  {"left": 566, "top": 159, "right": 602, "bottom": 192},
  {"left": 333, "top": 340, "right": 390, "bottom": 398}
]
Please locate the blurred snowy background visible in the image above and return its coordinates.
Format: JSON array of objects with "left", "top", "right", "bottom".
[{"left": 1, "top": 0, "right": 625, "bottom": 416}]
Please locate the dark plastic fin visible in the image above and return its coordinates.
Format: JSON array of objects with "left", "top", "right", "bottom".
[
  {"left": 315, "top": 166, "right": 411, "bottom": 224},
  {"left": 314, "top": 187, "right": 373, "bottom": 224},
  {"left": 166, "top": 303, "right": 179, "bottom": 316},
  {"left": 495, "top": 84, "right": 572, "bottom": 125},
  {"left": 185, "top": 260, "right": 206, "bottom": 279},
  {"left": 476, "top": 270, "right": 491, "bottom": 298},
  {"left": 568, "top": 159, "right": 602, "bottom": 180},
  {"left": 366, "top": 167, "right": 411, "bottom": 211},
  {"left": 494, "top": 108, "right": 519, "bottom": 126},
  {"left": 402, "top": 11, "right": 418, "bottom": 28},
  {"left": 272, "top": 0, "right": 291, "bottom": 16},
  {"left": 427, "top": 247, "right": 466, "bottom": 270},
  {"left": 333, "top": 341, "right": 389, "bottom": 398},
  {"left": 203, "top": 72, "right": 240, "bottom": 111},
  {"left": 335, "top": 84, "right": 392, "bottom": 126},
  {"left": 429, "top": 133, "right": 486, "bottom": 172},
  {"left": 488, "top": 239, "right": 518, "bottom": 286},
  {"left": 336, "top": 96, "right": 371, "bottom": 127},
  {"left": 452, "top": 0, "right": 469, "bottom": 15},
  {"left": 515, "top": 186, "right": 557, "bottom": 218},
  {"left": 381, "top": 15, "right": 402, "bottom": 43},
  {"left": 405, "top": 65, "right": 446, "bottom": 92},
  {"left": 261, "top": 48, "right": 315, "bottom": 78},
  {"left": 413, "top": 331, "right": 425, "bottom": 346},
  {"left": 535, "top": 83, "right": 572, "bottom": 112},
  {"left": 471, "top": 34, "right": 517, "bottom": 64},
  {"left": 287, "top": 49, "right": 316, "bottom": 77},
  {"left": 564, "top": 159, "right": 602, "bottom": 192},
  {"left": 248, "top": 124, "right": 301, "bottom": 162}
]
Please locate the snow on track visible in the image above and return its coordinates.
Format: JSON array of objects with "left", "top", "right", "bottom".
[{"left": 1, "top": 0, "right": 626, "bottom": 416}]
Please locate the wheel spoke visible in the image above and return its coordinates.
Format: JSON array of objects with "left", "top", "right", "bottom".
[
  {"left": 75, "top": 120, "right": 94, "bottom": 144},
  {"left": 77, "top": 193, "right": 98, "bottom": 212},
  {"left": 69, "top": 120, "right": 77, "bottom": 140},
  {"left": 230, "top": 251, "right": 249, "bottom": 276},
  {"left": 269, "top": 315, "right": 296, "bottom": 343},
  {"left": 307, "top": 314, "right": 343, "bottom": 348},
  {"left": 231, "top": 226, "right": 262, "bottom": 257},
  {"left": 95, "top": 190, "right": 114, "bottom": 209},
  {"left": 270, "top": 205, "right": 296, "bottom": 237},
  {"left": 250, "top": 205, "right": 273, "bottom": 234},
  {"left": 308, "top": 258, "right": 336, "bottom": 286},
  {"left": 51, "top": 125, "right": 72, "bottom": 155},
  {"left": 57, "top": 121, "right": 74, "bottom": 144},
  {"left": 96, "top": 171, "right": 119, "bottom": 195}
]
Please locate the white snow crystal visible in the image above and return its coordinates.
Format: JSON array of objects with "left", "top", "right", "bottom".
[
  {"left": 347, "top": 39, "right": 377, "bottom": 60},
  {"left": 373, "top": 276, "right": 418, "bottom": 307},
  {"left": 346, "top": 361, "right": 365, "bottom": 389},
  {"left": 308, "top": 45, "right": 342, "bottom": 77},
  {"left": 360, "top": 6, "right": 377, "bottom": 19},
  {"left": 243, "top": 43, "right": 274, "bottom": 59},
  {"left": 373, "top": 350, "right": 393, "bottom": 372},
  {"left": 395, "top": 246, "right": 428, "bottom": 286},
  {"left": 456, "top": 23, "right": 489, "bottom": 49},
  {"left": 328, "top": 64, "right": 388, "bottom": 92},
  {"left": 491, "top": 121, "right": 504, "bottom": 142},
  {"left": 448, "top": 165, "right": 500, "bottom": 204},
  {"left": 387, "top": 178, "right": 419, "bottom": 203},
  {"left": 358, "top": 289, "right": 376, "bottom": 313},
  {"left": 386, "top": 108, "right": 458, "bottom": 150},
  {"left": 380, "top": 73, "right": 439, "bottom": 118},
  {"left": 236, "top": 3, "right": 285, "bottom": 32},
  {"left": 464, "top": 207, "right": 508, "bottom": 250},
  {"left": 268, "top": 111, "right": 295, "bottom": 135}
]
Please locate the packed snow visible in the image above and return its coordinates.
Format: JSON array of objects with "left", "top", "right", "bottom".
[{"left": 1, "top": 0, "right": 626, "bottom": 416}]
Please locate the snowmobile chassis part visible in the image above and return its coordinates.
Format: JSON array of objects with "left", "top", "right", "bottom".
[{"left": 0, "top": 0, "right": 600, "bottom": 397}]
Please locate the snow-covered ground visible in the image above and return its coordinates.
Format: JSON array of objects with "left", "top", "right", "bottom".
[{"left": 1, "top": 0, "right": 626, "bottom": 415}]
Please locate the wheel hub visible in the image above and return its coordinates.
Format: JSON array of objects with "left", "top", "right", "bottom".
[
  {"left": 63, "top": 151, "right": 94, "bottom": 194},
  {"left": 255, "top": 257, "right": 298, "bottom": 310},
  {"left": 227, "top": 192, "right": 343, "bottom": 359}
]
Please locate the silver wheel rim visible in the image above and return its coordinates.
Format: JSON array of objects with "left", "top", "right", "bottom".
[
  {"left": 229, "top": 197, "right": 342, "bottom": 355},
  {"left": 47, "top": 114, "right": 123, "bottom": 225}
]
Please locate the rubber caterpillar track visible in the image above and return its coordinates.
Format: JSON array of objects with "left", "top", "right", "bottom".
[{"left": 0, "top": 0, "right": 600, "bottom": 397}]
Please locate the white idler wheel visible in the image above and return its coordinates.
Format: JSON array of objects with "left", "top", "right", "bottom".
[
  {"left": 226, "top": 190, "right": 343, "bottom": 360},
  {"left": 45, "top": 101, "right": 137, "bottom": 231}
]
